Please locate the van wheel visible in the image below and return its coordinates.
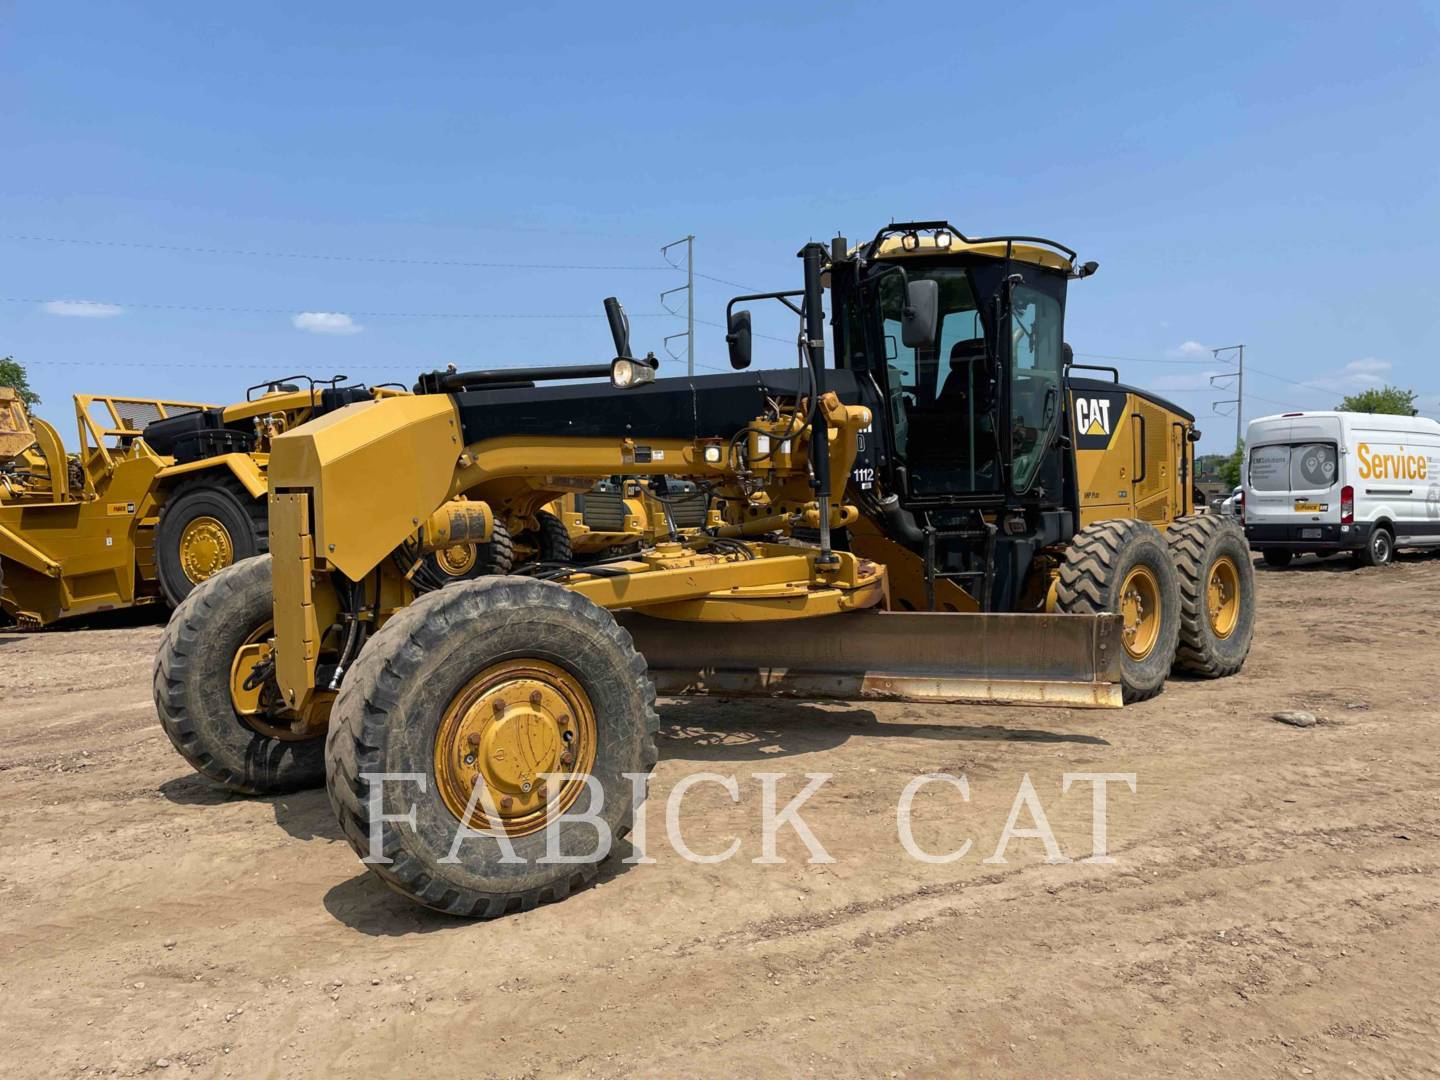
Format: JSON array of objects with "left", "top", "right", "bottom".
[
  {"left": 1167, "top": 515, "right": 1255, "bottom": 678},
  {"left": 1356, "top": 526, "right": 1394, "bottom": 568},
  {"left": 1055, "top": 519, "right": 1181, "bottom": 703},
  {"left": 1262, "top": 549, "right": 1293, "bottom": 568}
]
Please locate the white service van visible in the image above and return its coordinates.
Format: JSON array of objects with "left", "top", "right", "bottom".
[{"left": 1242, "top": 411, "right": 1440, "bottom": 567}]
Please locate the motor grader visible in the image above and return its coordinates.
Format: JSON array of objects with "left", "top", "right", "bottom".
[{"left": 156, "top": 221, "right": 1255, "bottom": 917}]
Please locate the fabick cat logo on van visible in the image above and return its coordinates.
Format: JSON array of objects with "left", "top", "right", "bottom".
[{"left": 1072, "top": 391, "right": 1127, "bottom": 450}]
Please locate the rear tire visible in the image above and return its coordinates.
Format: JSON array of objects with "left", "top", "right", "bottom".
[
  {"left": 1055, "top": 519, "right": 1181, "bottom": 703},
  {"left": 533, "top": 509, "right": 573, "bottom": 564},
  {"left": 153, "top": 555, "right": 325, "bottom": 794},
  {"left": 156, "top": 475, "right": 267, "bottom": 608},
  {"left": 1262, "top": 549, "right": 1293, "bottom": 568},
  {"left": 1167, "top": 515, "right": 1255, "bottom": 678},
  {"left": 325, "top": 576, "right": 658, "bottom": 917},
  {"left": 1355, "top": 526, "right": 1394, "bottom": 567}
]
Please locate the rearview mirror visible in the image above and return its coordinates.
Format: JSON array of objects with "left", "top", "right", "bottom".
[
  {"left": 901, "top": 279, "right": 938, "bottom": 350},
  {"left": 726, "top": 309, "right": 753, "bottom": 369}
]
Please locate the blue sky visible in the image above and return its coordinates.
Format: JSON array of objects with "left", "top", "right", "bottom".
[{"left": 3, "top": 1, "right": 1437, "bottom": 453}]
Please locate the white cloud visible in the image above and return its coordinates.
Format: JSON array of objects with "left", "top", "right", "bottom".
[
  {"left": 1169, "top": 340, "right": 1210, "bottom": 358},
  {"left": 292, "top": 311, "right": 363, "bottom": 335},
  {"left": 1340, "top": 357, "right": 1390, "bottom": 379},
  {"left": 42, "top": 299, "right": 124, "bottom": 318}
]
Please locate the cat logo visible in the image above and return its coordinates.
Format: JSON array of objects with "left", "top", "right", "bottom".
[
  {"left": 1075, "top": 397, "right": 1113, "bottom": 437},
  {"left": 1071, "top": 388, "right": 1127, "bottom": 450}
]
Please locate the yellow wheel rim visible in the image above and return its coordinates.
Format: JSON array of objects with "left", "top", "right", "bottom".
[
  {"left": 228, "top": 620, "right": 330, "bottom": 740},
  {"left": 1206, "top": 555, "right": 1241, "bottom": 639},
  {"left": 178, "top": 516, "right": 235, "bottom": 584},
  {"left": 1118, "top": 564, "right": 1162, "bottom": 661},
  {"left": 434, "top": 659, "right": 597, "bottom": 838},
  {"left": 434, "top": 542, "right": 478, "bottom": 577}
]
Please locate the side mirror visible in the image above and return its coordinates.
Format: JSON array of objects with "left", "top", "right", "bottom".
[
  {"left": 901, "top": 279, "right": 939, "bottom": 350},
  {"left": 726, "top": 309, "right": 753, "bottom": 369},
  {"left": 1062, "top": 342, "right": 1074, "bottom": 367},
  {"left": 604, "top": 296, "right": 633, "bottom": 359}
]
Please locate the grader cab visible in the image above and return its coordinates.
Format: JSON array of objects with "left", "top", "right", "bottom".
[{"left": 155, "top": 220, "right": 1256, "bottom": 917}]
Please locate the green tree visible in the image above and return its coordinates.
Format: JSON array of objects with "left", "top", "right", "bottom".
[
  {"left": 1336, "top": 385, "right": 1417, "bottom": 416},
  {"left": 1217, "top": 441, "right": 1244, "bottom": 489},
  {"left": 0, "top": 356, "right": 40, "bottom": 408}
]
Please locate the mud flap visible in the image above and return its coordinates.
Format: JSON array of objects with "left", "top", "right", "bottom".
[{"left": 618, "top": 609, "right": 1126, "bottom": 709}]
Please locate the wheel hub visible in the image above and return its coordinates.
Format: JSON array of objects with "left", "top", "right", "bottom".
[
  {"left": 435, "top": 542, "right": 477, "bottom": 576},
  {"left": 1206, "top": 555, "right": 1240, "bottom": 639},
  {"left": 228, "top": 620, "right": 329, "bottom": 740},
  {"left": 1118, "top": 565, "right": 1162, "bottom": 661},
  {"left": 178, "top": 516, "right": 235, "bottom": 584},
  {"left": 434, "top": 659, "right": 596, "bottom": 836}
]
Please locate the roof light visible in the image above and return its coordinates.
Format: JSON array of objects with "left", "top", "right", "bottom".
[
  {"left": 610, "top": 357, "right": 656, "bottom": 389},
  {"left": 934, "top": 231, "right": 952, "bottom": 250},
  {"left": 900, "top": 231, "right": 920, "bottom": 252}
]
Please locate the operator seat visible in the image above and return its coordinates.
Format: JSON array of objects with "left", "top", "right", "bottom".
[{"left": 903, "top": 340, "right": 998, "bottom": 492}]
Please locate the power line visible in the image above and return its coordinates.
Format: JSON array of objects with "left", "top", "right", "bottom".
[
  {"left": 1073, "top": 350, "right": 1214, "bottom": 366},
  {"left": 3, "top": 296, "right": 676, "bottom": 320},
  {"left": 0, "top": 232, "right": 670, "bottom": 272}
]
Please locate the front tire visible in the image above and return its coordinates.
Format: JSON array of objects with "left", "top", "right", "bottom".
[
  {"left": 325, "top": 577, "right": 658, "bottom": 917},
  {"left": 1055, "top": 519, "right": 1181, "bottom": 703},
  {"left": 155, "top": 476, "right": 267, "bottom": 607},
  {"left": 153, "top": 555, "right": 326, "bottom": 794},
  {"left": 1167, "top": 515, "right": 1255, "bottom": 678}
]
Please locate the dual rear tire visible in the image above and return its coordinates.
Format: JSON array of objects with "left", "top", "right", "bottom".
[{"left": 1055, "top": 516, "right": 1254, "bottom": 701}]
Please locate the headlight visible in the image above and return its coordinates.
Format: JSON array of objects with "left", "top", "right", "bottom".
[{"left": 610, "top": 357, "right": 656, "bottom": 389}]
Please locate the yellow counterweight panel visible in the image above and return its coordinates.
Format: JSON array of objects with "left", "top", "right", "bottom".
[{"left": 266, "top": 395, "right": 461, "bottom": 581}]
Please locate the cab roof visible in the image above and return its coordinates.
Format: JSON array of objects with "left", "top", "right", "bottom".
[{"left": 867, "top": 233, "right": 1076, "bottom": 272}]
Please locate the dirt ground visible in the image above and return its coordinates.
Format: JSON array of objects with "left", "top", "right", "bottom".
[{"left": 3, "top": 552, "right": 1439, "bottom": 1079}]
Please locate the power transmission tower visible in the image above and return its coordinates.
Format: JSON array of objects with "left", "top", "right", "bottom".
[
  {"left": 1208, "top": 344, "right": 1245, "bottom": 447},
  {"left": 661, "top": 235, "right": 694, "bottom": 376}
]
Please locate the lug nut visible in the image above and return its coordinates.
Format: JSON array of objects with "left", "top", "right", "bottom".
[
  {"left": 560, "top": 750, "right": 574, "bottom": 766},
  {"left": 491, "top": 697, "right": 506, "bottom": 716},
  {"left": 466, "top": 732, "right": 481, "bottom": 748},
  {"left": 500, "top": 796, "right": 513, "bottom": 810},
  {"left": 529, "top": 690, "right": 543, "bottom": 707}
]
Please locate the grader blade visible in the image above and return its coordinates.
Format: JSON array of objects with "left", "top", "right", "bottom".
[{"left": 619, "top": 610, "right": 1126, "bottom": 709}]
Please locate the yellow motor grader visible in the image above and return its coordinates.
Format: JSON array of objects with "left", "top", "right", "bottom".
[{"left": 156, "top": 221, "right": 1255, "bottom": 917}]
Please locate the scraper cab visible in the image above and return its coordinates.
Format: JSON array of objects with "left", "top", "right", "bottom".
[{"left": 154, "top": 220, "right": 1254, "bottom": 918}]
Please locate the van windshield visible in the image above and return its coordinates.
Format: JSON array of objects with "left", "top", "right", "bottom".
[{"left": 1249, "top": 442, "right": 1339, "bottom": 491}]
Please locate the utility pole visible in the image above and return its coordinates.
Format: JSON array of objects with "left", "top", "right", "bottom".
[
  {"left": 1208, "top": 344, "right": 1245, "bottom": 448},
  {"left": 661, "top": 235, "right": 694, "bottom": 376}
]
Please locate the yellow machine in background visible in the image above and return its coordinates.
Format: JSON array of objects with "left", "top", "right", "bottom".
[
  {"left": 2, "top": 389, "right": 214, "bottom": 627},
  {"left": 0, "top": 378, "right": 482, "bottom": 628}
]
